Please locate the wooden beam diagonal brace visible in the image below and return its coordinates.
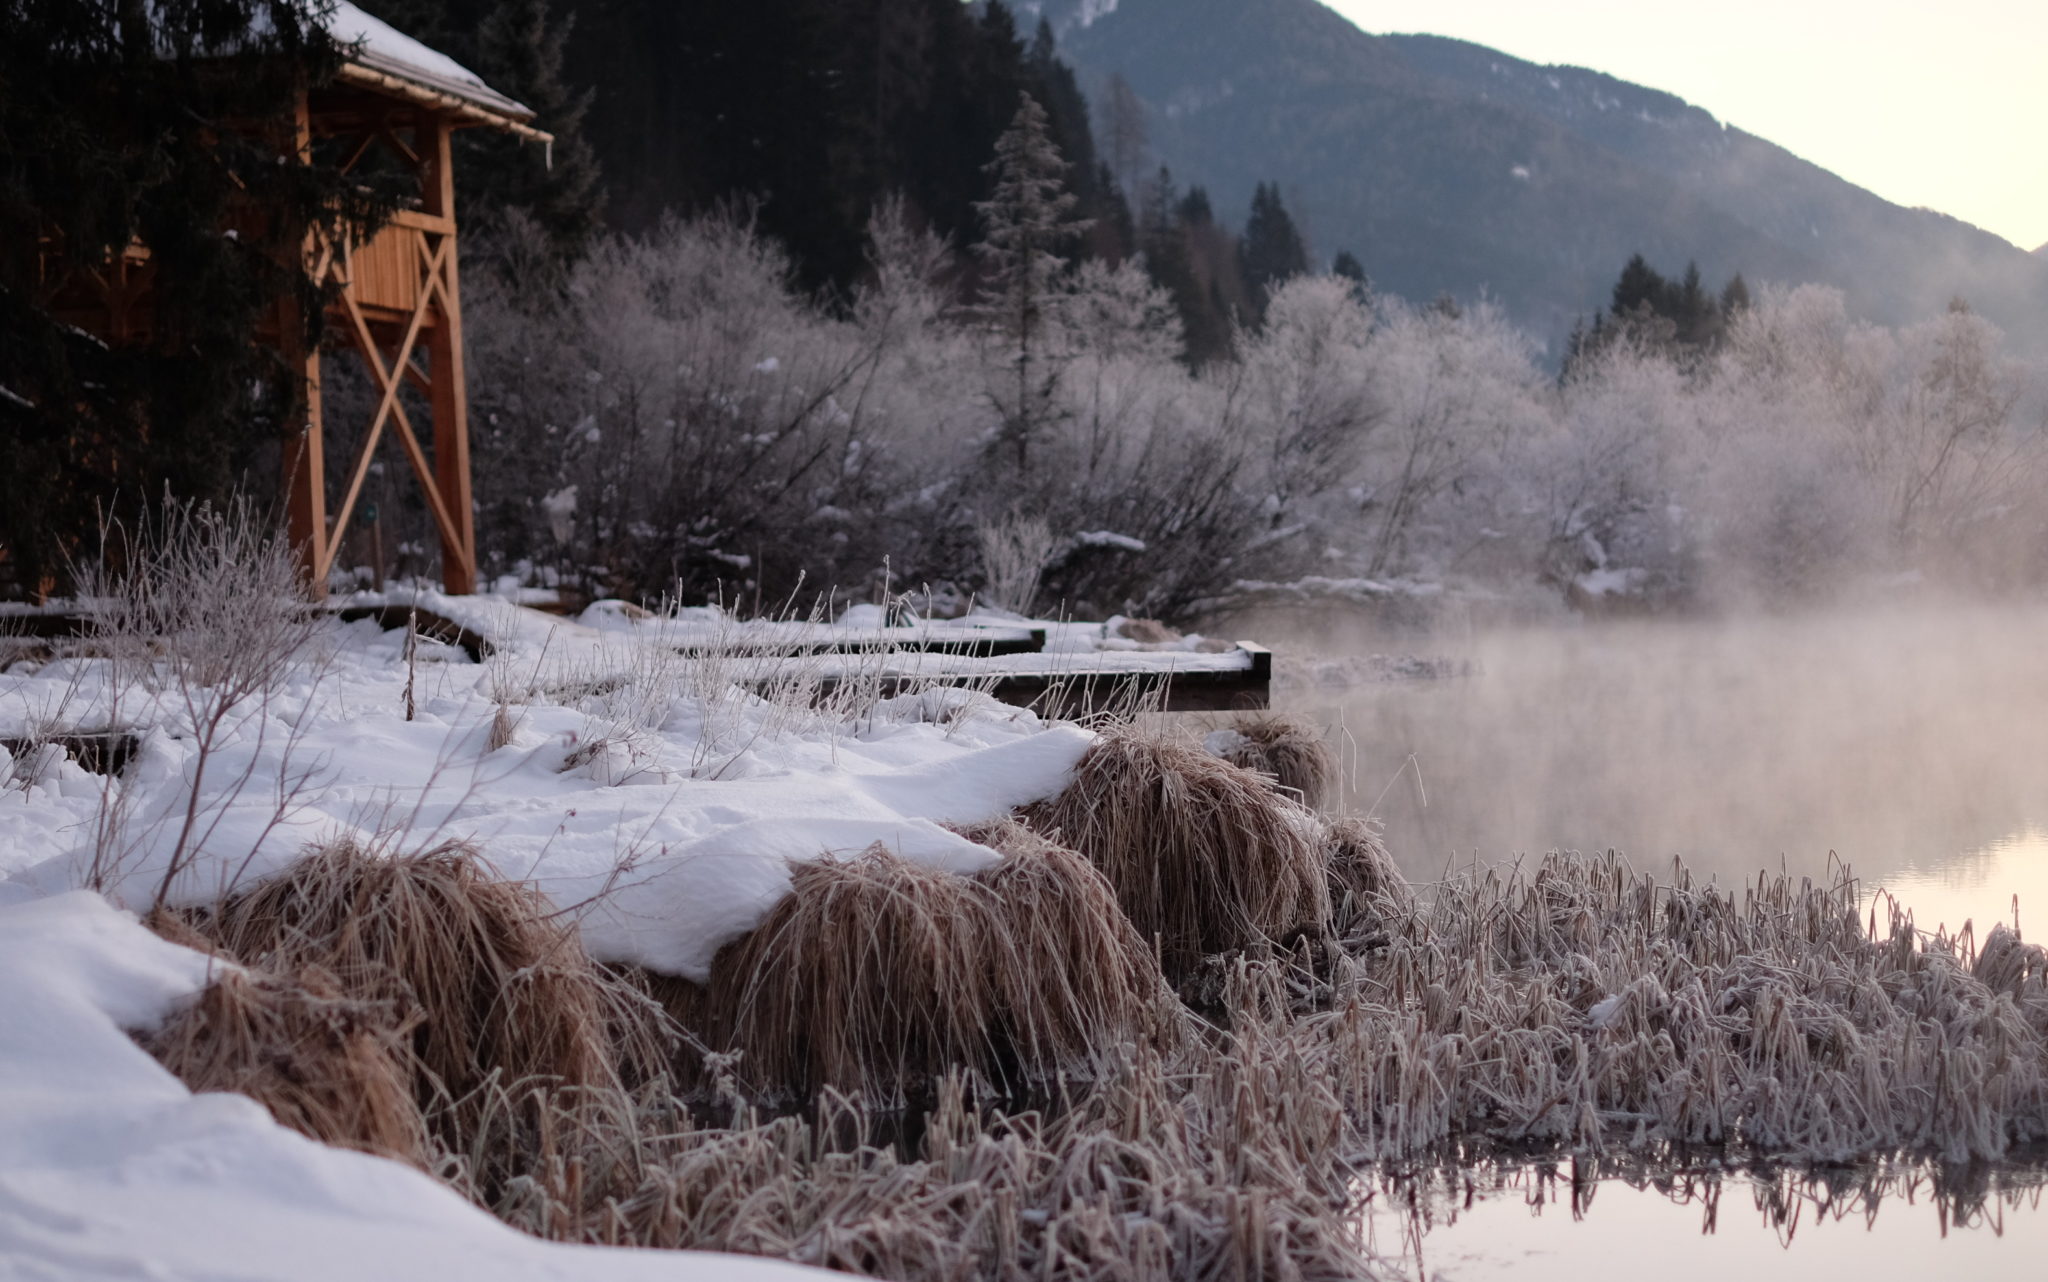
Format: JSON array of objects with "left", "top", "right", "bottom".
[{"left": 317, "top": 233, "right": 467, "bottom": 582}]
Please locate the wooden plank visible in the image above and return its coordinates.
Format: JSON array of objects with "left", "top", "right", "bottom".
[
  {"left": 328, "top": 604, "right": 492, "bottom": 662},
  {"left": 790, "top": 642, "right": 1271, "bottom": 716},
  {"left": 672, "top": 629, "right": 1046, "bottom": 660},
  {"left": 0, "top": 731, "right": 139, "bottom": 778}
]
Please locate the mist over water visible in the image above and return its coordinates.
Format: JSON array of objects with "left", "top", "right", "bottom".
[{"left": 1282, "top": 599, "right": 2048, "bottom": 937}]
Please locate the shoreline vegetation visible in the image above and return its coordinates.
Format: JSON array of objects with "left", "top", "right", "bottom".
[
  {"left": 135, "top": 808, "right": 2048, "bottom": 1279},
  {"left": 6, "top": 515, "right": 2046, "bottom": 1280},
  {"left": 133, "top": 742, "right": 2048, "bottom": 1279}
]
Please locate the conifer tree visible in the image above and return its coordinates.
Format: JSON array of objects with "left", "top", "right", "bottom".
[
  {"left": 975, "top": 92, "right": 1088, "bottom": 472},
  {"left": 1332, "top": 249, "right": 1370, "bottom": 303},
  {"left": 1721, "top": 273, "right": 1752, "bottom": 317},
  {"left": 0, "top": 0, "right": 399, "bottom": 594},
  {"left": 1611, "top": 253, "right": 1668, "bottom": 319},
  {"left": 1672, "top": 260, "right": 1716, "bottom": 346},
  {"left": 1240, "top": 181, "right": 1309, "bottom": 320},
  {"left": 364, "top": 0, "right": 602, "bottom": 258},
  {"left": 471, "top": 0, "right": 603, "bottom": 256}
]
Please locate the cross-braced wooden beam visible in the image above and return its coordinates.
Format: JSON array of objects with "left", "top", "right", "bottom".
[{"left": 283, "top": 106, "right": 477, "bottom": 597}]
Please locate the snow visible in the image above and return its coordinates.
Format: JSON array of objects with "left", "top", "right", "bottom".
[
  {"left": 1573, "top": 566, "right": 1649, "bottom": 599},
  {"left": 1, "top": 596, "right": 1103, "bottom": 982},
  {"left": 1013, "top": 0, "right": 1121, "bottom": 33},
  {"left": 0, "top": 892, "right": 834, "bottom": 1282},
  {"left": 329, "top": 2, "right": 489, "bottom": 95},
  {"left": 1587, "top": 993, "right": 1624, "bottom": 1029},
  {"left": 327, "top": 2, "right": 534, "bottom": 119},
  {"left": 0, "top": 593, "right": 1135, "bottom": 1276},
  {"left": 1074, "top": 530, "right": 1149, "bottom": 553},
  {"left": 1203, "top": 728, "right": 1251, "bottom": 758}
]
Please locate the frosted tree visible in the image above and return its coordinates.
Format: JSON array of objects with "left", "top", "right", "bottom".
[
  {"left": 1359, "top": 299, "right": 1538, "bottom": 575},
  {"left": 857, "top": 195, "right": 955, "bottom": 349},
  {"left": 975, "top": 92, "right": 1090, "bottom": 473},
  {"left": 1227, "top": 275, "right": 1377, "bottom": 533},
  {"left": 1061, "top": 258, "right": 1183, "bottom": 366}
]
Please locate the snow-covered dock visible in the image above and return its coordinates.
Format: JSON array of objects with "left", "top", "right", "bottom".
[{"left": 329, "top": 594, "right": 1274, "bottom": 714}]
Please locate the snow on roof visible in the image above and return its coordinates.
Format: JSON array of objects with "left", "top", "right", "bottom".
[{"left": 328, "top": 2, "right": 535, "bottom": 122}]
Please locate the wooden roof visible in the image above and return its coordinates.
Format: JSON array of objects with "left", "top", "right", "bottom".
[{"left": 327, "top": 3, "right": 553, "bottom": 144}]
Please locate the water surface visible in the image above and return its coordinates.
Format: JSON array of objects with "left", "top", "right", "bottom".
[
  {"left": 1294, "top": 601, "right": 2048, "bottom": 937},
  {"left": 1285, "top": 600, "right": 2048, "bottom": 1278},
  {"left": 1357, "top": 1157, "right": 2048, "bottom": 1281}
]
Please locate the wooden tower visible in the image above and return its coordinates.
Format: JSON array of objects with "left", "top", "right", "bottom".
[
  {"left": 284, "top": 9, "right": 551, "bottom": 596},
  {"left": 36, "top": 7, "right": 550, "bottom": 598}
]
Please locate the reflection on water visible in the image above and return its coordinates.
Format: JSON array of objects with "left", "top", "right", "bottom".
[
  {"left": 1358, "top": 1155, "right": 2048, "bottom": 1281},
  {"left": 1283, "top": 602, "right": 2048, "bottom": 1275},
  {"left": 1878, "top": 826, "right": 2048, "bottom": 943},
  {"left": 1290, "top": 602, "right": 2048, "bottom": 937}
]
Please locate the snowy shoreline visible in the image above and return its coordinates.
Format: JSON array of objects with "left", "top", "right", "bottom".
[{"left": 0, "top": 596, "right": 1130, "bottom": 1279}]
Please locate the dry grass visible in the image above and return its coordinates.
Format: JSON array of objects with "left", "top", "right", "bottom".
[
  {"left": 142, "top": 964, "right": 432, "bottom": 1168},
  {"left": 135, "top": 829, "right": 2048, "bottom": 1281},
  {"left": 1212, "top": 711, "right": 1338, "bottom": 811},
  {"left": 647, "top": 831, "right": 1178, "bottom": 1106},
  {"left": 162, "top": 840, "right": 672, "bottom": 1173},
  {"left": 563, "top": 1056, "right": 1375, "bottom": 1279},
  {"left": 1322, "top": 815, "right": 1411, "bottom": 944},
  {"left": 487, "top": 702, "right": 521, "bottom": 752},
  {"left": 1022, "top": 724, "right": 1331, "bottom": 981},
  {"left": 1284, "top": 851, "right": 2048, "bottom": 1165}
]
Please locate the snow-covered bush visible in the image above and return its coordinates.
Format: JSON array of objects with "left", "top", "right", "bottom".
[{"left": 461, "top": 207, "right": 2047, "bottom": 619}]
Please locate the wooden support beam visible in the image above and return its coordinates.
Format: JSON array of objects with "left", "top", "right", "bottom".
[
  {"left": 325, "top": 279, "right": 466, "bottom": 582},
  {"left": 421, "top": 113, "right": 477, "bottom": 595},
  {"left": 281, "top": 86, "right": 330, "bottom": 598}
]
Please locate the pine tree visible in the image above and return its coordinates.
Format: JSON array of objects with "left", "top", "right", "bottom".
[
  {"left": 1672, "top": 260, "right": 1718, "bottom": 346},
  {"left": 1721, "top": 273, "right": 1752, "bottom": 317},
  {"left": 1611, "top": 253, "right": 1668, "bottom": 319},
  {"left": 1332, "top": 249, "right": 1370, "bottom": 303},
  {"left": 549, "top": 0, "right": 1111, "bottom": 294},
  {"left": 0, "top": 0, "right": 399, "bottom": 595},
  {"left": 1134, "top": 168, "right": 1241, "bottom": 367},
  {"left": 470, "top": 0, "right": 603, "bottom": 257},
  {"left": 368, "top": 0, "right": 603, "bottom": 259},
  {"left": 1239, "top": 181, "right": 1309, "bottom": 320},
  {"left": 975, "top": 92, "right": 1088, "bottom": 472}
]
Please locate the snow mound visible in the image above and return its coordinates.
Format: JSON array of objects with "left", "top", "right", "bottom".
[
  {"left": 0, "top": 892, "right": 833, "bottom": 1282},
  {"left": 1, "top": 598, "right": 1098, "bottom": 983}
]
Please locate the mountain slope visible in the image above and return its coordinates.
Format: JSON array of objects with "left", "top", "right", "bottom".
[{"left": 1039, "top": 0, "right": 2048, "bottom": 348}]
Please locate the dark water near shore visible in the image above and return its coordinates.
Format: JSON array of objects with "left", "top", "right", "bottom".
[{"left": 1278, "top": 599, "right": 2048, "bottom": 1278}]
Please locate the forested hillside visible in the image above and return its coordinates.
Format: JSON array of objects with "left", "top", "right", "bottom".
[{"left": 1034, "top": 0, "right": 2048, "bottom": 350}]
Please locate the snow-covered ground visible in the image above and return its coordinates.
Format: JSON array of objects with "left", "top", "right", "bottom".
[
  {"left": 0, "top": 595, "right": 1146, "bottom": 1278},
  {"left": 0, "top": 892, "right": 833, "bottom": 1282},
  {"left": 1, "top": 596, "right": 1109, "bottom": 978}
]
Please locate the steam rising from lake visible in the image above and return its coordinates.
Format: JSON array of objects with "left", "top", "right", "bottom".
[{"left": 1291, "top": 600, "right": 2048, "bottom": 936}]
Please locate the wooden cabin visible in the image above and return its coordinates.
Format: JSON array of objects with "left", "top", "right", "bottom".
[{"left": 36, "top": 5, "right": 551, "bottom": 597}]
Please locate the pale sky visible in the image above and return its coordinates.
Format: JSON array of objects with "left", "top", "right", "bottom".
[{"left": 1326, "top": 1, "right": 2048, "bottom": 252}]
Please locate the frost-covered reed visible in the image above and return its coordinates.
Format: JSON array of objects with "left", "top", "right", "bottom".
[{"left": 143, "top": 824, "right": 2048, "bottom": 1282}]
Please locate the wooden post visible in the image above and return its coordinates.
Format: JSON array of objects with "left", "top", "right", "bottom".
[
  {"left": 281, "top": 85, "right": 330, "bottom": 599},
  {"left": 421, "top": 111, "right": 477, "bottom": 595}
]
